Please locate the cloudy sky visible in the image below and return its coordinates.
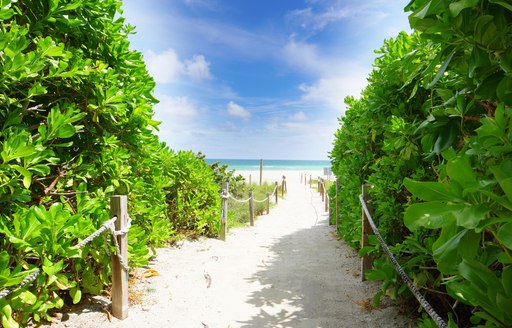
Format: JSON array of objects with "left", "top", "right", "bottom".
[{"left": 122, "top": 0, "right": 411, "bottom": 160}]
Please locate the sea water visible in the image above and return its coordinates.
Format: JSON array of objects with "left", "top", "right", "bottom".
[{"left": 205, "top": 159, "right": 330, "bottom": 171}]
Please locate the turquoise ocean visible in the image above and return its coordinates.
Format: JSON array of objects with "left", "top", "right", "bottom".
[{"left": 205, "top": 159, "right": 330, "bottom": 171}]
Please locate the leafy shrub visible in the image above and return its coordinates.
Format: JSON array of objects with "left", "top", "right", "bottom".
[
  {"left": 0, "top": 1, "right": 222, "bottom": 326},
  {"left": 330, "top": 1, "right": 512, "bottom": 326}
]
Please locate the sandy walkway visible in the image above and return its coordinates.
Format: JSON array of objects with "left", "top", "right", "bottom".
[{"left": 41, "top": 171, "right": 409, "bottom": 328}]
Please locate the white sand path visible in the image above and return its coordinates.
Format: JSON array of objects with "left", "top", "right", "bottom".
[{"left": 41, "top": 171, "right": 409, "bottom": 328}]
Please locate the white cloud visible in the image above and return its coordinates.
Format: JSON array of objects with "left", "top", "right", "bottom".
[
  {"left": 298, "top": 75, "right": 367, "bottom": 112},
  {"left": 286, "top": 6, "right": 350, "bottom": 33},
  {"left": 145, "top": 49, "right": 212, "bottom": 83},
  {"left": 289, "top": 111, "right": 307, "bottom": 120},
  {"left": 154, "top": 95, "right": 199, "bottom": 121},
  {"left": 282, "top": 38, "right": 328, "bottom": 76},
  {"left": 145, "top": 49, "right": 184, "bottom": 83},
  {"left": 185, "top": 55, "right": 212, "bottom": 81},
  {"left": 227, "top": 101, "right": 251, "bottom": 120}
]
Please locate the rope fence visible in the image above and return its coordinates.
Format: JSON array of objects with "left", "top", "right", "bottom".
[
  {"left": 306, "top": 178, "right": 447, "bottom": 328},
  {"left": 359, "top": 186, "right": 448, "bottom": 328},
  {"left": 0, "top": 195, "right": 131, "bottom": 321},
  {"left": 219, "top": 177, "right": 287, "bottom": 241}
]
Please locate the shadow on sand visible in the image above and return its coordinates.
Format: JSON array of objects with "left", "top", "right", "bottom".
[{"left": 237, "top": 213, "right": 409, "bottom": 328}]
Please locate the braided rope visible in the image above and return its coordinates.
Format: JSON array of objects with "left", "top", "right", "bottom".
[
  {"left": 105, "top": 216, "right": 131, "bottom": 272},
  {"left": 229, "top": 195, "right": 252, "bottom": 203},
  {"left": 75, "top": 217, "right": 117, "bottom": 249},
  {"left": 359, "top": 194, "right": 448, "bottom": 328},
  {"left": 0, "top": 216, "right": 132, "bottom": 300},
  {"left": 0, "top": 269, "right": 40, "bottom": 300},
  {"left": 269, "top": 187, "right": 277, "bottom": 199}
]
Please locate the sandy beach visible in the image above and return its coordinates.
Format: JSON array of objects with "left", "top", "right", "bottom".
[
  {"left": 39, "top": 170, "right": 408, "bottom": 328},
  {"left": 234, "top": 169, "right": 329, "bottom": 185}
]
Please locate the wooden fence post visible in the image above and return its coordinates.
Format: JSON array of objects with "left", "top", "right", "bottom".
[
  {"left": 335, "top": 179, "right": 340, "bottom": 227},
  {"left": 320, "top": 179, "right": 325, "bottom": 202},
  {"left": 259, "top": 159, "right": 263, "bottom": 186},
  {"left": 274, "top": 181, "right": 278, "bottom": 204},
  {"left": 361, "top": 184, "right": 373, "bottom": 281},
  {"left": 249, "top": 174, "right": 252, "bottom": 185},
  {"left": 325, "top": 193, "right": 329, "bottom": 212},
  {"left": 219, "top": 182, "right": 228, "bottom": 241},
  {"left": 309, "top": 175, "right": 312, "bottom": 188},
  {"left": 281, "top": 176, "right": 287, "bottom": 197},
  {"left": 249, "top": 191, "right": 254, "bottom": 226},
  {"left": 110, "top": 195, "right": 128, "bottom": 320},
  {"left": 266, "top": 192, "right": 270, "bottom": 214}
]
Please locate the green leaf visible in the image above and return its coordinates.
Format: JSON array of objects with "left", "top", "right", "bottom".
[
  {"left": 404, "top": 201, "right": 462, "bottom": 230},
  {"left": 489, "top": 0, "right": 512, "bottom": 12},
  {"left": 1, "top": 304, "right": 19, "bottom": 328},
  {"left": 446, "top": 155, "right": 476, "bottom": 187},
  {"left": 18, "top": 291, "right": 37, "bottom": 305},
  {"left": 56, "top": 125, "right": 76, "bottom": 138},
  {"left": 449, "top": 0, "right": 479, "bottom": 17},
  {"left": 491, "top": 160, "right": 512, "bottom": 202},
  {"left": 433, "top": 229, "right": 479, "bottom": 274},
  {"left": 11, "top": 165, "right": 33, "bottom": 189},
  {"left": 497, "top": 76, "right": 512, "bottom": 104},
  {"left": 427, "top": 49, "right": 455, "bottom": 89},
  {"left": 0, "top": 8, "right": 14, "bottom": 20},
  {"left": 503, "top": 266, "right": 512, "bottom": 296},
  {"left": 459, "top": 259, "right": 502, "bottom": 291},
  {"left": 497, "top": 222, "right": 512, "bottom": 250},
  {"left": 457, "top": 204, "right": 489, "bottom": 229},
  {"left": 404, "top": 178, "right": 462, "bottom": 202},
  {"left": 70, "top": 287, "right": 82, "bottom": 304}
]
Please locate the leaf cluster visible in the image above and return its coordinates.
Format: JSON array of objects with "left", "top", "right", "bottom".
[
  {"left": 0, "top": 1, "right": 222, "bottom": 326},
  {"left": 330, "top": 1, "right": 512, "bottom": 326}
]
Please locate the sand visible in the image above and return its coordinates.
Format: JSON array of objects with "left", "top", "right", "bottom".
[{"left": 37, "top": 170, "right": 410, "bottom": 328}]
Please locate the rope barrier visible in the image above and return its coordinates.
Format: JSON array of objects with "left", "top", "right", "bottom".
[
  {"left": 359, "top": 194, "right": 448, "bottom": 328},
  {"left": 0, "top": 215, "right": 131, "bottom": 300},
  {"left": 223, "top": 184, "right": 279, "bottom": 204},
  {"left": 75, "top": 216, "right": 117, "bottom": 249},
  {"left": 0, "top": 269, "right": 40, "bottom": 300},
  {"left": 229, "top": 195, "right": 252, "bottom": 203}
]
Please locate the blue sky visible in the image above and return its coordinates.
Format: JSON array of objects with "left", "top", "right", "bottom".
[{"left": 122, "top": 0, "right": 411, "bottom": 160}]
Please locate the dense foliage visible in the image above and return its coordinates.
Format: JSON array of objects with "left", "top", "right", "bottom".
[
  {"left": 330, "top": 1, "right": 512, "bottom": 327},
  {"left": 0, "top": 1, "right": 222, "bottom": 326}
]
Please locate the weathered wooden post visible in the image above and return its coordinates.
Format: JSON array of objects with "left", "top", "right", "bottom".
[
  {"left": 259, "top": 159, "right": 263, "bottom": 186},
  {"left": 309, "top": 175, "right": 312, "bottom": 188},
  {"left": 325, "top": 193, "right": 329, "bottom": 212},
  {"left": 274, "top": 181, "right": 278, "bottom": 204},
  {"left": 249, "top": 191, "right": 254, "bottom": 226},
  {"left": 320, "top": 179, "right": 325, "bottom": 202},
  {"left": 219, "top": 182, "right": 229, "bottom": 241},
  {"left": 110, "top": 195, "right": 128, "bottom": 320},
  {"left": 281, "top": 176, "right": 287, "bottom": 197},
  {"left": 361, "top": 184, "right": 373, "bottom": 281},
  {"left": 335, "top": 179, "right": 340, "bottom": 227},
  {"left": 266, "top": 192, "right": 270, "bottom": 214},
  {"left": 249, "top": 174, "right": 252, "bottom": 185}
]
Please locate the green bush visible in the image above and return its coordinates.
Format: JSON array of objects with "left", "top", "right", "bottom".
[
  {"left": 0, "top": 1, "right": 222, "bottom": 326},
  {"left": 330, "top": 1, "right": 512, "bottom": 326}
]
